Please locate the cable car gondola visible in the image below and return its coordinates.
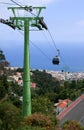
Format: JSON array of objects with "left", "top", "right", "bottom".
[
  {"left": 52, "top": 49, "right": 60, "bottom": 65},
  {"left": 52, "top": 56, "right": 60, "bottom": 65}
]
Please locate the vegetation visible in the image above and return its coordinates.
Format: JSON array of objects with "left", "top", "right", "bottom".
[
  {"left": 0, "top": 49, "right": 84, "bottom": 129},
  {"left": 0, "top": 102, "right": 21, "bottom": 130},
  {"left": 0, "top": 49, "right": 10, "bottom": 70},
  {"left": 62, "top": 120, "right": 84, "bottom": 130},
  {"left": 19, "top": 113, "right": 58, "bottom": 130},
  {"left": 31, "top": 69, "right": 84, "bottom": 102}
]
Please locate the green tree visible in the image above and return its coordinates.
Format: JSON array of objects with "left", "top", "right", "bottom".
[
  {"left": 0, "top": 49, "right": 5, "bottom": 61},
  {"left": 17, "top": 125, "right": 46, "bottom": 130},
  {"left": 20, "top": 113, "right": 58, "bottom": 130},
  {"left": 0, "top": 49, "right": 10, "bottom": 70},
  {"left": 0, "top": 75, "right": 9, "bottom": 100},
  {"left": 0, "top": 102, "right": 21, "bottom": 130},
  {"left": 62, "top": 120, "right": 84, "bottom": 130},
  {"left": 32, "top": 96, "right": 53, "bottom": 115},
  {"left": 31, "top": 70, "right": 60, "bottom": 96}
]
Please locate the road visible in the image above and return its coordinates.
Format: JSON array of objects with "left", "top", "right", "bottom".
[{"left": 57, "top": 95, "right": 84, "bottom": 126}]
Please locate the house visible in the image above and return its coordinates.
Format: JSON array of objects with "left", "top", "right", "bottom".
[
  {"left": 54, "top": 99, "right": 71, "bottom": 114},
  {"left": 30, "top": 82, "right": 36, "bottom": 88},
  {"left": 0, "top": 70, "right": 4, "bottom": 75}
]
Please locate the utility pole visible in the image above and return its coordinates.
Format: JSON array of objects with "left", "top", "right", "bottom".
[{"left": 6, "top": 6, "right": 48, "bottom": 117}]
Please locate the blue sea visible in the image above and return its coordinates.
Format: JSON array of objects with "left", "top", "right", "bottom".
[{"left": 1, "top": 40, "right": 84, "bottom": 72}]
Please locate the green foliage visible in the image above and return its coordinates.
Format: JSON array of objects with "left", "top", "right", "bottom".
[
  {"left": 21, "top": 114, "right": 51, "bottom": 127},
  {"left": 31, "top": 70, "right": 60, "bottom": 94},
  {"left": 0, "top": 75, "right": 9, "bottom": 100},
  {"left": 20, "top": 113, "right": 58, "bottom": 130},
  {"left": 0, "top": 49, "right": 9, "bottom": 70},
  {"left": 17, "top": 125, "right": 46, "bottom": 130},
  {"left": 0, "top": 49, "right": 5, "bottom": 61},
  {"left": 8, "top": 82, "right": 22, "bottom": 108},
  {"left": 9, "top": 94, "right": 22, "bottom": 108},
  {"left": 16, "top": 67, "right": 23, "bottom": 72},
  {"left": 10, "top": 81, "right": 23, "bottom": 96},
  {"left": 32, "top": 96, "right": 53, "bottom": 115},
  {"left": 0, "top": 83, "right": 6, "bottom": 100},
  {"left": 62, "top": 120, "right": 84, "bottom": 130},
  {"left": 0, "top": 102, "right": 21, "bottom": 130},
  {"left": 31, "top": 69, "right": 84, "bottom": 102},
  {"left": 0, "top": 49, "right": 84, "bottom": 130}
]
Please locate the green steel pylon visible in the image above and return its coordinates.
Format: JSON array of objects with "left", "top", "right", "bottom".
[{"left": 8, "top": 6, "right": 47, "bottom": 117}]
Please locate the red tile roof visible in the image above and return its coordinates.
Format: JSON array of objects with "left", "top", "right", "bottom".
[{"left": 54, "top": 99, "right": 71, "bottom": 109}]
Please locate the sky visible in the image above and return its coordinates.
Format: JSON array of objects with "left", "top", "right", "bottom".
[
  {"left": 0, "top": 0, "right": 84, "bottom": 71},
  {"left": 0, "top": 0, "right": 84, "bottom": 42}
]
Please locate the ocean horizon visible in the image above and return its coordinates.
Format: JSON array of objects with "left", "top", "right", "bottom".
[{"left": 1, "top": 41, "right": 84, "bottom": 72}]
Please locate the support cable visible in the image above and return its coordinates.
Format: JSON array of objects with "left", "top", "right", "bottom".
[
  {"left": 1, "top": 0, "right": 66, "bottom": 66},
  {"left": 47, "top": 29, "right": 58, "bottom": 51},
  {"left": 10, "top": 0, "right": 23, "bottom": 7},
  {"left": 0, "top": 2, "right": 15, "bottom": 5},
  {"left": 9, "top": 0, "right": 57, "bottom": 51},
  {"left": 41, "top": 31, "right": 54, "bottom": 51},
  {"left": 10, "top": 0, "right": 36, "bottom": 16},
  {"left": 30, "top": 40, "right": 51, "bottom": 60},
  {"left": 18, "top": 30, "right": 51, "bottom": 61},
  {"left": 9, "top": 0, "right": 48, "bottom": 31}
]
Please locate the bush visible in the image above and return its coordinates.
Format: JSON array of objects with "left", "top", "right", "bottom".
[
  {"left": 62, "top": 120, "right": 84, "bottom": 130},
  {"left": 17, "top": 125, "right": 46, "bottom": 130},
  {"left": 20, "top": 113, "right": 58, "bottom": 130},
  {"left": 21, "top": 114, "right": 51, "bottom": 127},
  {"left": 0, "top": 101, "right": 21, "bottom": 130}
]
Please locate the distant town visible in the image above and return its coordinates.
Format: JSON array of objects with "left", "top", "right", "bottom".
[
  {"left": 46, "top": 70, "right": 84, "bottom": 81},
  {"left": 6, "top": 67, "right": 84, "bottom": 83}
]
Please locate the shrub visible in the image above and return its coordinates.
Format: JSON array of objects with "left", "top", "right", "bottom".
[
  {"left": 17, "top": 125, "right": 46, "bottom": 130},
  {"left": 0, "top": 101, "right": 21, "bottom": 130},
  {"left": 20, "top": 113, "right": 58, "bottom": 130},
  {"left": 62, "top": 120, "right": 84, "bottom": 130}
]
